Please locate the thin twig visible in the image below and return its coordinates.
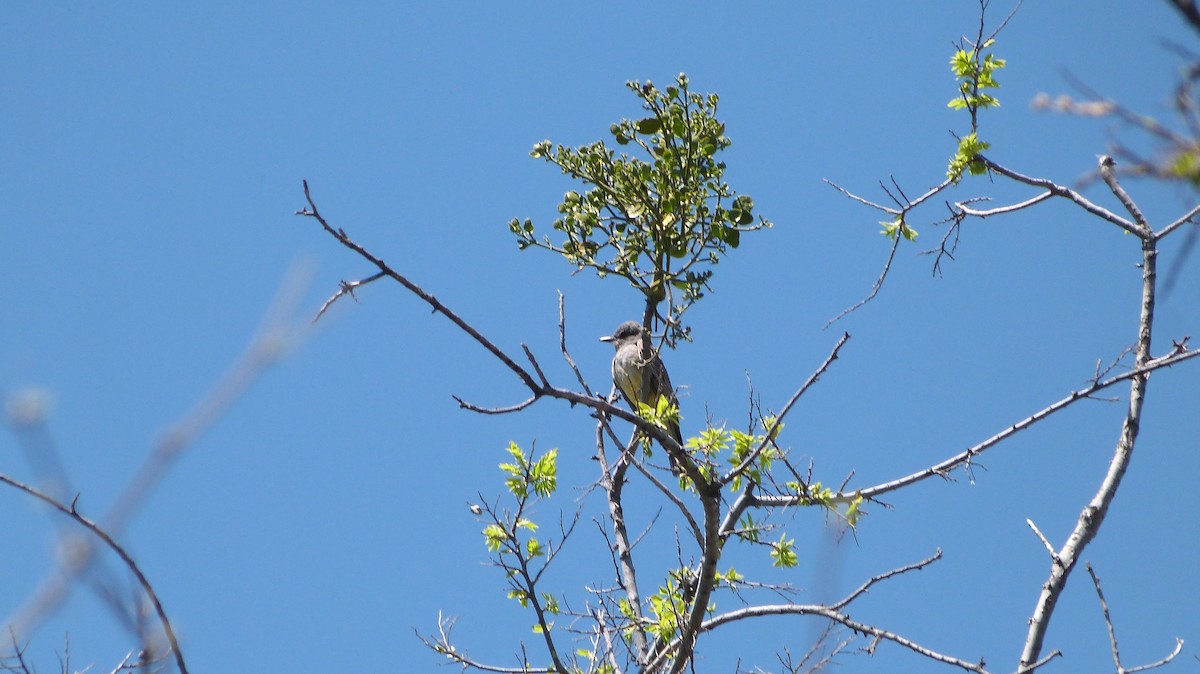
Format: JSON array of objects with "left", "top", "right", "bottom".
[
  {"left": 699, "top": 603, "right": 993, "bottom": 674},
  {"left": 1086, "top": 563, "right": 1124, "bottom": 674},
  {"left": 955, "top": 191, "right": 1054, "bottom": 217},
  {"left": 416, "top": 615, "right": 560, "bottom": 674},
  {"left": 3, "top": 262, "right": 311, "bottom": 647},
  {"left": 452, "top": 395, "right": 538, "bottom": 414},
  {"left": 825, "top": 234, "right": 901, "bottom": 328},
  {"left": 522, "top": 344, "right": 550, "bottom": 387},
  {"left": 980, "top": 157, "right": 1141, "bottom": 235},
  {"left": 829, "top": 550, "right": 942, "bottom": 610},
  {"left": 313, "top": 271, "right": 385, "bottom": 322},
  {"left": 299, "top": 180, "right": 540, "bottom": 393},
  {"left": 824, "top": 176, "right": 955, "bottom": 325},
  {"left": 1127, "top": 641, "right": 1184, "bottom": 674},
  {"left": 1098, "top": 156, "right": 1150, "bottom": 234},
  {"left": 0, "top": 475, "right": 188, "bottom": 674},
  {"left": 824, "top": 179, "right": 894, "bottom": 212},
  {"left": 1158, "top": 203, "right": 1200, "bottom": 239},
  {"left": 557, "top": 292, "right": 593, "bottom": 394},
  {"left": 1025, "top": 519, "right": 1056, "bottom": 560},
  {"left": 821, "top": 344, "right": 1197, "bottom": 504},
  {"left": 1085, "top": 561, "right": 1183, "bottom": 674},
  {"left": 723, "top": 333, "right": 850, "bottom": 486}
]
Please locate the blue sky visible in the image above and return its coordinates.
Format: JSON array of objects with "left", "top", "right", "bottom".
[{"left": 2, "top": 3, "right": 1198, "bottom": 673}]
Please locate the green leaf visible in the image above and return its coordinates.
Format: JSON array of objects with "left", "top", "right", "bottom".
[
  {"left": 482, "top": 523, "right": 506, "bottom": 552},
  {"left": 618, "top": 598, "right": 635, "bottom": 620},
  {"left": 527, "top": 537, "right": 543, "bottom": 557},
  {"left": 844, "top": 492, "right": 865, "bottom": 527},
  {"left": 881, "top": 217, "right": 918, "bottom": 242},
  {"left": 531, "top": 448, "right": 558, "bottom": 497},
  {"left": 717, "top": 225, "right": 740, "bottom": 247},
  {"left": 947, "top": 132, "right": 991, "bottom": 182},
  {"left": 508, "top": 588, "right": 529, "bottom": 607},
  {"left": 635, "top": 117, "right": 662, "bottom": 134},
  {"left": 770, "top": 534, "right": 799, "bottom": 568},
  {"left": 737, "top": 514, "right": 760, "bottom": 543}
]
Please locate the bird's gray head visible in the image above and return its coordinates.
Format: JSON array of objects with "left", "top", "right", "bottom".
[{"left": 600, "top": 320, "right": 644, "bottom": 348}]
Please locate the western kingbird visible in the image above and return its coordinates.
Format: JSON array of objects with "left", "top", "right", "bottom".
[{"left": 600, "top": 321, "right": 684, "bottom": 471}]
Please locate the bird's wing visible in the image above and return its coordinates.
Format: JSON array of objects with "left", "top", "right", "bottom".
[
  {"left": 647, "top": 354, "right": 684, "bottom": 445},
  {"left": 647, "top": 354, "right": 677, "bottom": 405}
]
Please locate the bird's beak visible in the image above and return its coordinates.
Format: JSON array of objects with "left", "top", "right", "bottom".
[{"left": 599, "top": 335, "right": 613, "bottom": 343}]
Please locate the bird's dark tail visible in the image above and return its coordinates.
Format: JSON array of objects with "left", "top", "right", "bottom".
[{"left": 664, "top": 421, "right": 685, "bottom": 476}]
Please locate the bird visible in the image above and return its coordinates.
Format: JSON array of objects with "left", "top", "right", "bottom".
[{"left": 600, "top": 321, "right": 684, "bottom": 471}]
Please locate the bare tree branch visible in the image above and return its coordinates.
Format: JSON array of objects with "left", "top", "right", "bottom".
[
  {"left": 1098, "top": 156, "right": 1151, "bottom": 234},
  {"left": 954, "top": 191, "right": 1054, "bottom": 217},
  {"left": 417, "top": 612, "right": 562, "bottom": 674},
  {"left": 594, "top": 423, "right": 650, "bottom": 664},
  {"left": 829, "top": 550, "right": 942, "bottom": 610},
  {"left": 816, "top": 342, "right": 1197, "bottom": 505},
  {"left": 0, "top": 474, "right": 188, "bottom": 674},
  {"left": 1086, "top": 563, "right": 1183, "bottom": 674},
  {"left": 1025, "top": 519, "right": 1056, "bottom": 559},
  {"left": 978, "top": 156, "right": 1141, "bottom": 234},
  {"left": 453, "top": 395, "right": 538, "bottom": 414},
  {"left": 824, "top": 232, "right": 901, "bottom": 328},
  {"left": 1166, "top": 0, "right": 1200, "bottom": 35},
  {"left": 702, "top": 604, "right": 991, "bottom": 674},
  {"left": 299, "top": 181, "right": 709, "bottom": 488},
  {"left": 3, "top": 262, "right": 311, "bottom": 649},
  {"left": 1158, "top": 203, "right": 1200, "bottom": 239},
  {"left": 1019, "top": 160, "right": 1159, "bottom": 671},
  {"left": 313, "top": 271, "right": 385, "bottom": 322},
  {"left": 824, "top": 177, "right": 954, "bottom": 325},
  {"left": 298, "top": 180, "right": 541, "bottom": 393},
  {"left": 723, "top": 333, "right": 850, "bottom": 487}
]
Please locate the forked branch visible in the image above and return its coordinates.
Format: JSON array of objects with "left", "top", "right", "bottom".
[{"left": 0, "top": 474, "right": 188, "bottom": 674}]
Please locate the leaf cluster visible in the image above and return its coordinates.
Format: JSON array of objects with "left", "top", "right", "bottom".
[
  {"left": 946, "top": 39, "right": 1005, "bottom": 182},
  {"left": 947, "top": 132, "right": 992, "bottom": 183},
  {"left": 485, "top": 443, "right": 561, "bottom": 611},
  {"left": 510, "top": 73, "right": 771, "bottom": 344},
  {"left": 499, "top": 441, "right": 558, "bottom": 499},
  {"left": 680, "top": 419, "right": 783, "bottom": 492},
  {"left": 948, "top": 41, "right": 1005, "bottom": 113},
  {"left": 880, "top": 215, "right": 919, "bottom": 242},
  {"left": 632, "top": 395, "right": 681, "bottom": 461}
]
